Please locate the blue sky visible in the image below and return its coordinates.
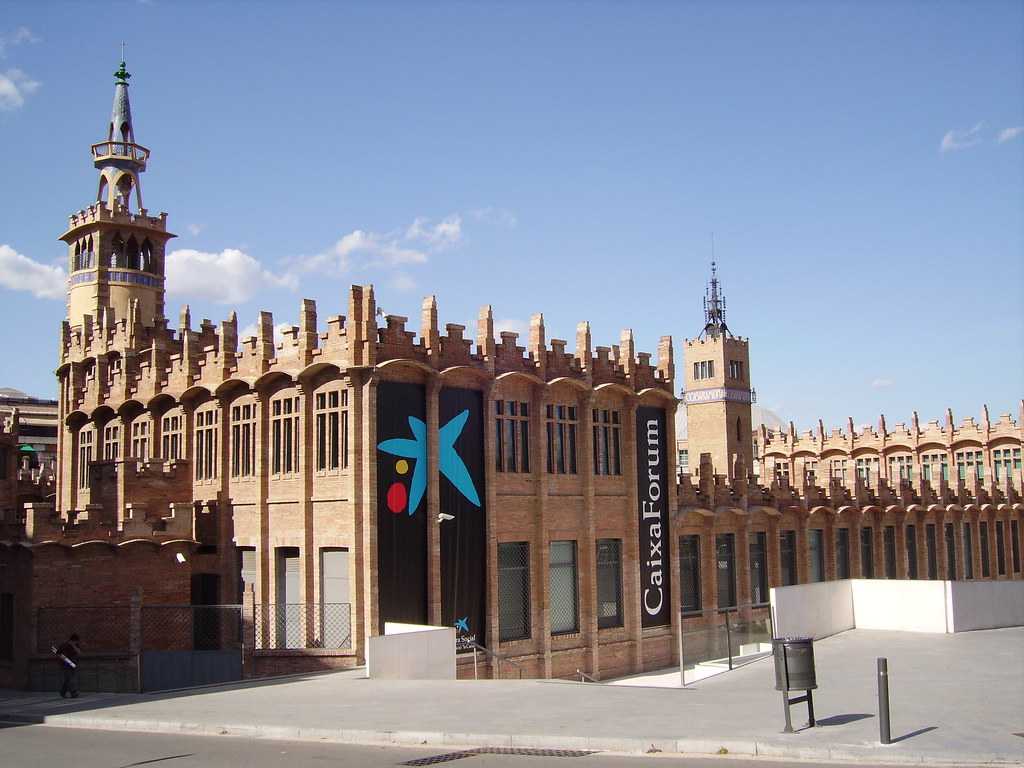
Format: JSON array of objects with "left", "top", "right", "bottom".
[{"left": 1, "top": 1, "right": 1021, "bottom": 431}]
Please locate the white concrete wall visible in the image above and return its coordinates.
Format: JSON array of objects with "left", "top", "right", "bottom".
[
  {"left": 771, "top": 579, "right": 1024, "bottom": 637},
  {"left": 366, "top": 623, "right": 456, "bottom": 680},
  {"left": 850, "top": 580, "right": 949, "bottom": 632},
  {"left": 947, "top": 581, "right": 1024, "bottom": 632},
  {"left": 770, "top": 580, "right": 854, "bottom": 640}
]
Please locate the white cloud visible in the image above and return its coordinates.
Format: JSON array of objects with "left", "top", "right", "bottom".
[
  {"left": 870, "top": 377, "right": 894, "bottom": 389},
  {"left": 469, "top": 207, "right": 518, "bottom": 228},
  {"left": 238, "top": 321, "right": 294, "bottom": 344},
  {"left": 390, "top": 272, "right": 418, "bottom": 293},
  {"left": 295, "top": 213, "right": 469, "bottom": 276},
  {"left": 166, "top": 248, "right": 297, "bottom": 304},
  {"left": 406, "top": 214, "right": 463, "bottom": 249},
  {"left": 494, "top": 317, "right": 529, "bottom": 342},
  {"left": 0, "top": 244, "right": 65, "bottom": 299},
  {"left": 940, "top": 122, "right": 984, "bottom": 153},
  {"left": 997, "top": 126, "right": 1024, "bottom": 144},
  {"left": 0, "top": 68, "right": 40, "bottom": 111},
  {"left": 0, "top": 27, "right": 38, "bottom": 57}
]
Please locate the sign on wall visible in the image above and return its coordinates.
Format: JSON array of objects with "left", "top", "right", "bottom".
[
  {"left": 439, "top": 387, "right": 487, "bottom": 651},
  {"left": 636, "top": 405, "right": 671, "bottom": 627},
  {"left": 376, "top": 381, "right": 428, "bottom": 632}
]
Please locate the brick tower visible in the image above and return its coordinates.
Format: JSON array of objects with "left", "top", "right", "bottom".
[
  {"left": 682, "top": 262, "right": 753, "bottom": 480},
  {"left": 60, "top": 58, "right": 173, "bottom": 335}
]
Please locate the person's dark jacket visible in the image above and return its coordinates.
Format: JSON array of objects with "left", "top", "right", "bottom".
[{"left": 56, "top": 640, "right": 80, "bottom": 666}]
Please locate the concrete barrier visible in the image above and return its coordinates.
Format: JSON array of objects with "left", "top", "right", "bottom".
[
  {"left": 947, "top": 581, "right": 1024, "bottom": 631},
  {"left": 851, "top": 580, "right": 949, "bottom": 633},
  {"left": 366, "top": 623, "right": 456, "bottom": 680},
  {"left": 771, "top": 579, "right": 1024, "bottom": 638},
  {"left": 770, "top": 579, "right": 854, "bottom": 639}
]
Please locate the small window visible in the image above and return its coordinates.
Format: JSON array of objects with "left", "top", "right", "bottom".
[
  {"left": 780, "top": 530, "right": 798, "bottom": 585},
  {"left": 860, "top": 527, "right": 875, "bottom": 578},
  {"left": 596, "top": 539, "right": 623, "bottom": 629},
  {"left": 545, "top": 404, "right": 577, "bottom": 475},
  {"left": 495, "top": 400, "right": 530, "bottom": 473},
  {"left": 549, "top": 541, "right": 579, "bottom": 634},
  {"left": 679, "top": 535, "right": 702, "bottom": 613},
  {"left": 498, "top": 542, "right": 530, "bottom": 642}
]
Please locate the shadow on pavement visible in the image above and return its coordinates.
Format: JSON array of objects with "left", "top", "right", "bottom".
[
  {"left": 0, "top": 668, "right": 365, "bottom": 730},
  {"left": 815, "top": 713, "right": 873, "bottom": 726},
  {"left": 892, "top": 726, "right": 938, "bottom": 743}
]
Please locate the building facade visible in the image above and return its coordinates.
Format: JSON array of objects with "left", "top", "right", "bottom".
[
  {"left": 2, "top": 64, "right": 1022, "bottom": 688},
  {"left": 0, "top": 389, "right": 59, "bottom": 476}
]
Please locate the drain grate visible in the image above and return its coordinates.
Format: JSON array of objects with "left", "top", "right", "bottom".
[{"left": 399, "top": 747, "right": 597, "bottom": 765}]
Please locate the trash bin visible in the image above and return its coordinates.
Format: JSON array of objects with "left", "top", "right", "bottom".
[{"left": 772, "top": 637, "right": 816, "bottom": 691}]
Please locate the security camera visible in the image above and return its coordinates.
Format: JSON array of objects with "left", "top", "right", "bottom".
[
  {"left": 175, "top": 552, "right": 187, "bottom": 564},
  {"left": 437, "top": 512, "right": 455, "bottom": 523}
]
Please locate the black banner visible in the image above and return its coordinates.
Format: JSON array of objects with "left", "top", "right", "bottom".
[
  {"left": 636, "top": 405, "right": 670, "bottom": 627},
  {"left": 439, "top": 387, "right": 487, "bottom": 651},
  {"left": 376, "top": 381, "right": 428, "bottom": 632}
]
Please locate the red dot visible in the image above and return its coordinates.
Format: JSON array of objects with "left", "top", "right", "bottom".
[{"left": 386, "top": 482, "right": 407, "bottom": 515}]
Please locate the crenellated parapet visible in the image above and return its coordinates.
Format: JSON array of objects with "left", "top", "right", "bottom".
[
  {"left": 760, "top": 403, "right": 1024, "bottom": 491},
  {"left": 61, "top": 285, "right": 675, "bottom": 417},
  {"left": 678, "top": 446, "right": 1024, "bottom": 521}
]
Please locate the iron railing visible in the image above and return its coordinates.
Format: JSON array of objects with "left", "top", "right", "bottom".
[
  {"left": 467, "top": 640, "right": 525, "bottom": 680},
  {"left": 253, "top": 603, "right": 352, "bottom": 650}
]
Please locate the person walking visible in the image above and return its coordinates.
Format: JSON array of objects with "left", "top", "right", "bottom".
[{"left": 55, "top": 634, "right": 81, "bottom": 699}]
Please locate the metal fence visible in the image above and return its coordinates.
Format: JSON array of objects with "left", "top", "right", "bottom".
[
  {"left": 141, "top": 605, "right": 243, "bottom": 651},
  {"left": 36, "top": 606, "right": 131, "bottom": 654},
  {"left": 252, "top": 603, "right": 352, "bottom": 650}
]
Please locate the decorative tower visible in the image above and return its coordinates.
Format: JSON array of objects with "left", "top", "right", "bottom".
[
  {"left": 682, "top": 262, "right": 753, "bottom": 480},
  {"left": 60, "top": 59, "right": 173, "bottom": 335}
]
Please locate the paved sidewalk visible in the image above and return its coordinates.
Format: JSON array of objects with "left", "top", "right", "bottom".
[{"left": 0, "top": 628, "right": 1020, "bottom": 765}]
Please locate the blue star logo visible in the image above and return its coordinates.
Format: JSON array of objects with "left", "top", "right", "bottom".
[
  {"left": 378, "top": 410, "right": 481, "bottom": 515},
  {"left": 454, "top": 617, "right": 470, "bottom": 633}
]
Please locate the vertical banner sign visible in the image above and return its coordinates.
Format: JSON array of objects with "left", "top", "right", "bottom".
[
  {"left": 376, "top": 382, "right": 428, "bottom": 632},
  {"left": 636, "top": 406, "right": 670, "bottom": 628},
  {"left": 439, "top": 387, "right": 487, "bottom": 651}
]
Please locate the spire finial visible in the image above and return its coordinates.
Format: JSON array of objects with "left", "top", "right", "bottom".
[
  {"left": 115, "top": 44, "right": 130, "bottom": 84},
  {"left": 700, "top": 255, "right": 730, "bottom": 340}
]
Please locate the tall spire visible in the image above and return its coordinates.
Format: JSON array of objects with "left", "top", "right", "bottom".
[
  {"left": 110, "top": 54, "right": 135, "bottom": 146},
  {"left": 701, "top": 260, "right": 730, "bottom": 339},
  {"left": 93, "top": 53, "right": 149, "bottom": 212}
]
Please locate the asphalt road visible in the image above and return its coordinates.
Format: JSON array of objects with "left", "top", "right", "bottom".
[{"left": 0, "top": 724, "right": 908, "bottom": 768}]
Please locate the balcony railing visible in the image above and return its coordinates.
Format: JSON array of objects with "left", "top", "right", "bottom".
[{"left": 91, "top": 141, "right": 150, "bottom": 164}]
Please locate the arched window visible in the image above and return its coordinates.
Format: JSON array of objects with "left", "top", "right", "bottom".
[
  {"left": 73, "top": 241, "right": 81, "bottom": 272},
  {"left": 116, "top": 175, "right": 133, "bottom": 211},
  {"left": 736, "top": 417, "right": 743, "bottom": 443},
  {"left": 141, "top": 238, "right": 153, "bottom": 272},
  {"left": 111, "top": 233, "right": 125, "bottom": 268},
  {"left": 98, "top": 176, "right": 109, "bottom": 207},
  {"left": 85, "top": 236, "right": 94, "bottom": 268},
  {"left": 126, "top": 235, "right": 140, "bottom": 270}
]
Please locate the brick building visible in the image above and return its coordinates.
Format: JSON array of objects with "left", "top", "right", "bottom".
[{"left": 1, "top": 63, "right": 1022, "bottom": 689}]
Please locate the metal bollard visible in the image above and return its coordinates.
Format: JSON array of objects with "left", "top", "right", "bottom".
[{"left": 877, "top": 657, "right": 891, "bottom": 745}]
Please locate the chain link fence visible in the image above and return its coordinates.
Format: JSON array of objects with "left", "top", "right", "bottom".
[
  {"left": 141, "top": 605, "right": 243, "bottom": 651},
  {"left": 253, "top": 603, "right": 352, "bottom": 650},
  {"left": 36, "top": 606, "right": 131, "bottom": 654}
]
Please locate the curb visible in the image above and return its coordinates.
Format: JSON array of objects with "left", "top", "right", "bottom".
[{"left": 32, "top": 714, "right": 1021, "bottom": 766}]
